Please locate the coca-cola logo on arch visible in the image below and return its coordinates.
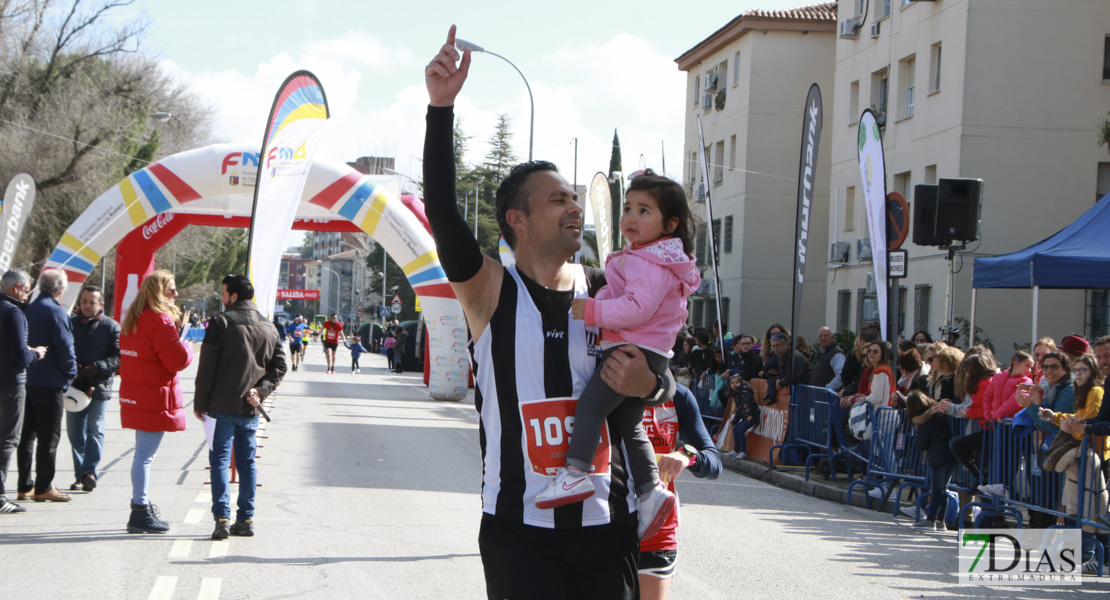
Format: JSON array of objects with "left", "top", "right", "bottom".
[{"left": 142, "top": 212, "right": 174, "bottom": 240}]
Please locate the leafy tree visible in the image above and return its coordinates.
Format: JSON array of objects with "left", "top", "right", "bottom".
[
  {"left": 0, "top": 0, "right": 214, "bottom": 281},
  {"left": 608, "top": 129, "right": 623, "bottom": 252}
]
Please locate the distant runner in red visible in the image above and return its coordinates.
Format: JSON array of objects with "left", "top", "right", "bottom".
[{"left": 321, "top": 314, "right": 345, "bottom": 374}]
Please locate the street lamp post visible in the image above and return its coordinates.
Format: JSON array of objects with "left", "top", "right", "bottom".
[
  {"left": 338, "top": 240, "right": 368, "bottom": 322},
  {"left": 383, "top": 168, "right": 424, "bottom": 195},
  {"left": 321, "top": 266, "right": 341, "bottom": 316},
  {"left": 454, "top": 38, "right": 534, "bottom": 161}
]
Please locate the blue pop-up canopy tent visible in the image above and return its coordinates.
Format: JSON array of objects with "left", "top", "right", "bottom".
[{"left": 971, "top": 192, "right": 1110, "bottom": 345}]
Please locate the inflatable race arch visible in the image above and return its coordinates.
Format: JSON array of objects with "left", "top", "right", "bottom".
[{"left": 43, "top": 143, "right": 469, "bottom": 401}]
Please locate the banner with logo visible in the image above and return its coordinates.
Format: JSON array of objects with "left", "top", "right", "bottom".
[
  {"left": 588, "top": 171, "right": 612, "bottom": 265},
  {"left": 857, "top": 110, "right": 888, "bottom": 339},
  {"left": 277, "top": 289, "right": 319, "bottom": 300},
  {"left": 790, "top": 84, "right": 823, "bottom": 369},
  {"left": 0, "top": 174, "right": 35, "bottom": 274},
  {"left": 246, "top": 70, "right": 331, "bottom": 318}
]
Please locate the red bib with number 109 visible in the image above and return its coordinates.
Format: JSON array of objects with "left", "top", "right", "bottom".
[{"left": 520, "top": 398, "right": 611, "bottom": 477}]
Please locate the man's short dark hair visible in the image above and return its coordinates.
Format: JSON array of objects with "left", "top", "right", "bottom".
[
  {"left": 81, "top": 285, "right": 102, "bottom": 297},
  {"left": 496, "top": 160, "right": 559, "bottom": 249},
  {"left": 223, "top": 274, "right": 254, "bottom": 301}
]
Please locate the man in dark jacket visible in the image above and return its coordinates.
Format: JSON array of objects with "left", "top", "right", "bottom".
[
  {"left": 193, "top": 275, "right": 285, "bottom": 540},
  {"left": 66, "top": 285, "right": 120, "bottom": 493},
  {"left": 0, "top": 270, "right": 46, "bottom": 513},
  {"left": 810, "top": 327, "right": 846, "bottom": 391},
  {"left": 727, "top": 334, "right": 761, "bottom": 381},
  {"left": 17, "top": 269, "right": 76, "bottom": 502},
  {"left": 764, "top": 332, "right": 812, "bottom": 404}
]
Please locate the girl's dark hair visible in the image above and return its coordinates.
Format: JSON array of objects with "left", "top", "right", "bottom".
[
  {"left": 913, "top": 330, "right": 934, "bottom": 343},
  {"left": 905, "top": 389, "right": 935, "bottom": 423},
  {"left": 626, "top": 174, "right": 694, "bottom": 254},
  {"left": 1009, "top": 351, "right": 1033, "bottom": 372},
  {"left": 1073, "top": 354, "right": 1101, "bottom": 410}
]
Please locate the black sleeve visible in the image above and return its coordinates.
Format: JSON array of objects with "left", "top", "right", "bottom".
[
  {"left": 423, "top": 105, "right": 485, "bottom": 283},
  {"left": 673, "top": 385, "right": 721, "bottom": 479}
]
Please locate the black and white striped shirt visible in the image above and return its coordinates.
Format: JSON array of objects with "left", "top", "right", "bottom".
[{"left": 471, "top": 264, "right": 636, "bottom": 529}]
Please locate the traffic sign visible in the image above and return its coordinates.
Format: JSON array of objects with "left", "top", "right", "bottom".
[
  {"left": 889, "top": 249, "right": 907, "bottom": 278},
  {"left": 391, "top": 293, "right": 402, "bottom": 305},
  {"left": 414, "top": 296, "right": 422, "bottom": 313},
  {"left": 391, "top": 304, "right": 402, "bottom": 314},
  {"left": 379, "top": 306, "right": 390, "bottom": 317},
  {"left": 886, "top": 191, "right": 910, "bottom": 250}
]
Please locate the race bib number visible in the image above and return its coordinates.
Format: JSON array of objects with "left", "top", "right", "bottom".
[
  {"left": 643, "top": 402, "right": 679, "bottom": 455},
  {"left": 520, "top": 397, "right": 610, "bottom": 477}
]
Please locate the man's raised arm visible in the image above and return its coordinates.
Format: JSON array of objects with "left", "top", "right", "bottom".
[{"left": 423, "top": 25, "right": 502, "bottom": 336}]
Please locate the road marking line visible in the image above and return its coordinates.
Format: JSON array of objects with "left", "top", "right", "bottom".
[
  {"left": 185, "top": 509, "right": 205, "bottom": 524},
  {"left": 209, "top": 540, "right": 229, "bottom": 558},
  {"left": 198, "top": 577, "right": 222, "bottom": 599},
  {"left": 196, "top": 492, "right": 209, "bottom": 503},
  {"left": 168, "top": 539, "right": 193, "bottom": 558},
  {"left": 148, "top": 576, "right": 177, "bottom": 600}
]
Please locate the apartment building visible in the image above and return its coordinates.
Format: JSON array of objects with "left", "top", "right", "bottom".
[
  {"left": 827, "top": 0, "right": 1110, "bottom": 350},
  {"left": 677, "top": 2, "right": 837, "bottom": 338}
]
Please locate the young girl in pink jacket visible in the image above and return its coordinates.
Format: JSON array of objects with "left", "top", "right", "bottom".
[
  {"left": 984, "top": 351, "right": 1034, "bottom": 421},
  {"left": 535, "top": 172, "right": 700, "bottom": 541}
]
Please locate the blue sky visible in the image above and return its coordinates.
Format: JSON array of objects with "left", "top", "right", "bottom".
[{"left": 125, "top": 0, "right": 824, "bottom": 188}]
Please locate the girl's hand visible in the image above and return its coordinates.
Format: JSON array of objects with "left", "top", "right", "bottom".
[
  {"left": 570, "top": 298, "right": 587, "bottom": 320},
  {"left": 937, "top": 399, "right": 951, "bottom": 413}
]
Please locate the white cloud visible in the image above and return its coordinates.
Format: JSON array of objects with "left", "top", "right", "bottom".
[{"left": 160, "top": 29, "right": 687, "bottom": 192}]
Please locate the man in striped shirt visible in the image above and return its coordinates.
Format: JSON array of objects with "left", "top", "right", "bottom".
[{"left": 424, "top": 26, "right": 674, "bottom": 600}]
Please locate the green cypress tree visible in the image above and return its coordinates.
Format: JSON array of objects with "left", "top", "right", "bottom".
[{"left": 608, "top": 129, "right": 623, "bottom": 252}]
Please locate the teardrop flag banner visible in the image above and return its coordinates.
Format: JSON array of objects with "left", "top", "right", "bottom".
[
  {"left": 588, "top": 171, "right": 612, "bottom": 266},
  {"left": 0, "top": 173, "right": 36, "bottom": 273},
  {"left": 246, "top": 70, "right": 331, "bottom": 317},
  {"left": 790, "top": 84, "right": 823, "bottom": 371},
  {"left": 857, "top": 109, "right": 888, "bottom": 339}
]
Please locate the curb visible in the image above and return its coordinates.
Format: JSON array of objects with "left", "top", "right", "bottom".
[{"left": 722, "top": 456, "right": 878, "bottom": 511}]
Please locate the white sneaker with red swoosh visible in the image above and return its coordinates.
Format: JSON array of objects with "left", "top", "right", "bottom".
[
  {"left": 637, "top": 483, "right": 677, "bottom": 540},
  {"left": 535, "top": 468, "right": 595, "bottom": 509}
]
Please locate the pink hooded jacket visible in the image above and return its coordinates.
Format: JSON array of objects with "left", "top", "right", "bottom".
[
  {"left": 984, "top": 370, "right": 1033, "bottom": 420},
  {"left": 583, "top": 237, "right": 700, "bottom": 355}
]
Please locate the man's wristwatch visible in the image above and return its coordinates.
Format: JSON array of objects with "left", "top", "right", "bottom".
[
  {"left": 647, "top": 373, "right": 667, "bottom": 403},
  {"left": 679, "top": 443, "right": 699, "bottom": 467}
]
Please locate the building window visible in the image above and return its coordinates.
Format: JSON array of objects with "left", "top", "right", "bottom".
[
  {"left": 729, "top": 135, "right": 737, "bottom": 171},
  {"left": 895, "top": 171, "right": 912, "bottom": 201},
  {"left": 849, "top": 80, "right": 860, "bottom": 124},
  {"left": 696, "top": 230, "right": 706, "bottom": 266},
  {"left": 930, "top": 43, "right": 942, "bottom": 93},
  {"left": 872, "top": 68, "right": 889, "bottom": 116},
  {"left": 845, "top": 186, "right": 856, "bottom": 232},
  {"left": 733, "top": 51, "right": 740, "bottom": 86},
  {"left": 856, "top": 288, "right": 866, "bottom": 331},
  {"left": 1089, "top": 290, "right": 1110, "bottom": 338},
  {"left": 712, "top": 218, "right": 721, "bottom": 258},
  {"left": 925, "top": 164, "right": 937, "bottom": 185},
  {"left": 1103, "top": 36, "right": 1110, "bottom": 81},
  {"left": 713, "top": 141, "right": 724, "bottom": 185},
  {"left": 724, "top": 215, "right": 734, "bottom": 253},
  {"left": 721, "top": 297, "right": 731, "bottom": 332},
  {"left": 878, "top": 0, "right": 891, "bottom": 19},
  {"left": 837, "top": 290, "right": 852, "bottom": 333},
  {"left": 914, "top": 284, "right": 931, "bottom": 334},
  {"left": 718, "top": 60, "right": 728, "bottom": 90},
  {"left": 694, "top": 76, "right": 700, "bottom": 106},
  {"left": 900, "top": 55, "right": 915, "bottom": 119},
  {"left": 1097, "top": 162, "right": 1110, "bottom": 203},
  {"left": 691, "top": 298, "right": 704, "bottom": 328}
]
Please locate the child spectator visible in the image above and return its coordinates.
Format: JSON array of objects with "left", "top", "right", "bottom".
[
  {"left": 383, "top": 333, "right": 396, "bottom": 371},
  {"left": 907, "top": 390, "right": 955, "bottom": 530},
  {"left": 723, "top": 374, "right": 759, "bottom": 460}
]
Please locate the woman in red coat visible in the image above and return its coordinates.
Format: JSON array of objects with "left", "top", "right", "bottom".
[{"left": 118, "top": 270, "right": 192, "bottom": 534}]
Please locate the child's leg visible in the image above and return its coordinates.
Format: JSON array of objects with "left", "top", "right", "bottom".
[
  {"left": 731, "top": 419, "right": 751, "bottom": 454},
  {"left": 565, "top": 360, "right": 626, "bottom": 474},
  {"left": 614, "top": 398, "right": 660, "bottom": 496}
]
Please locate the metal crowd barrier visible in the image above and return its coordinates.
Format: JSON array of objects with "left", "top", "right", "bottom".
[
  {"left": 690, "top": 375, "right": 725, "bottom": 435},
  {"left": 1074, "top": 434, "right": 1109, "bottom": 576},
  {"left": 847, "top": 407, "right": 928, "bottom": 515},
  {"left": 962, "top": 418, "right": 1051, "bottom": 529},
  {"left": 771, "top": 384, "right": 837, "bottom": 480},
  {"left": 829, "top": 400, "right": 871, "bottom": 479}
]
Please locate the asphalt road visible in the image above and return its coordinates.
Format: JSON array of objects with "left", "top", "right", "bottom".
[{"left": 1, "top": 346, "right": 1106, "bottom": 599}]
